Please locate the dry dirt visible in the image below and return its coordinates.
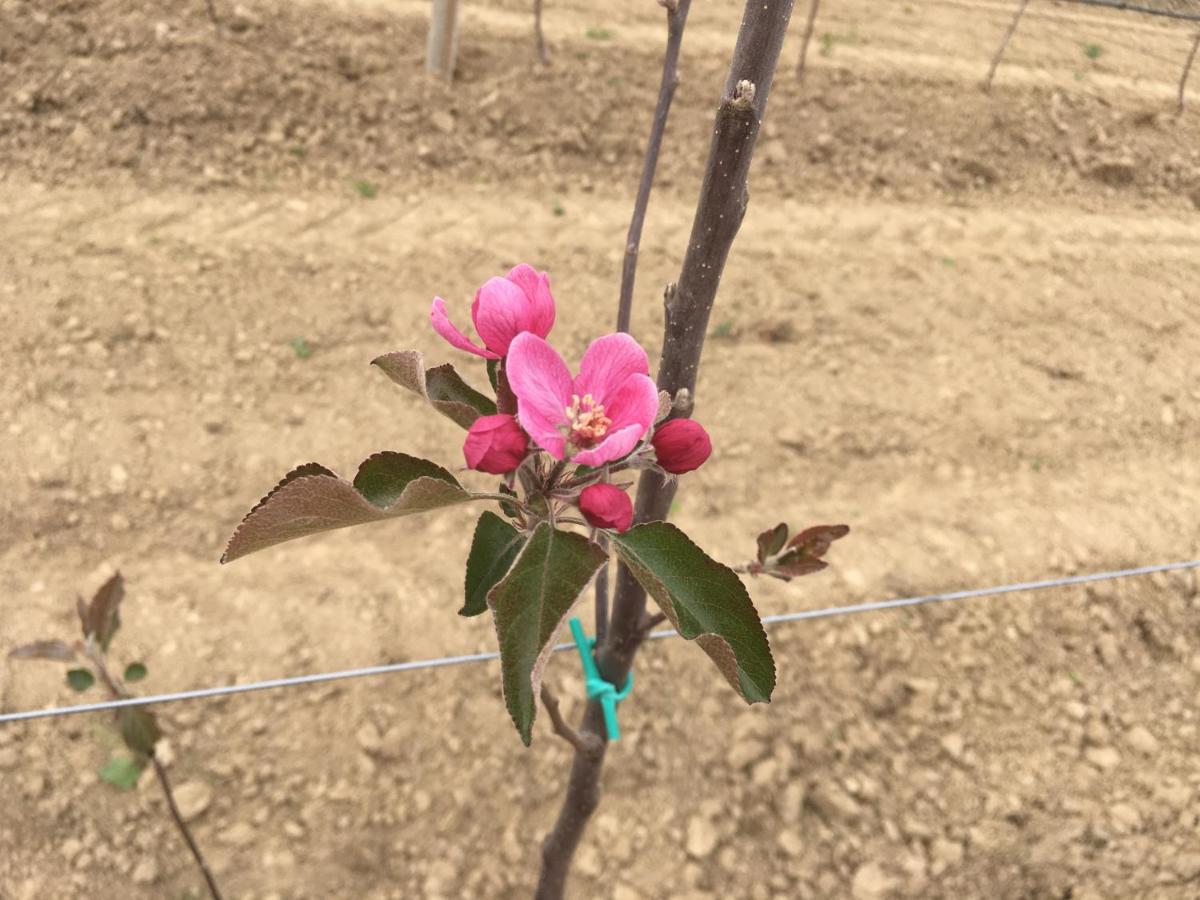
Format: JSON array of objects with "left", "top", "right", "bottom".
[{"left": 2, "top": 0, "right": 1200, "bottom": 897}]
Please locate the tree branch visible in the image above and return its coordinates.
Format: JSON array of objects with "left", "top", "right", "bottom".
[
  {"left": 540, "top": 685, "right": 601, "bottom": 757},
  {"left": 85, "top": 647, "right": 224, "bottom": 900},
  {"left": 795, "top": 0, "right": 821, "bottom": 84},
  {"left": 984, "top": 0, "right": 1030, "bottom": 93},
  {"left": 1179, "top": 31, "right": 1200, "bottom": 114},
  {"left": 153, "top": 757, "right": 226, "bottom": 900},
  {"left": 534, "top": 0, "right": 549, "bottom": 65},
  {"left": 616, "top": 0, "right": 693, "bottom": 334},
  {"left": 535, "top": 3, "right": 797, "bottom": 897}
]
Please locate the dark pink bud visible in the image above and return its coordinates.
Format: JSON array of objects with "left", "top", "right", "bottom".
[
  {"left": 578, "top": 483, "right": 634, "bottom": 533},
  {"left": 651, "top": 419, "right": 712, "bottom": 475},
  {"left": 463, "top": 414, "right": 528, "bottom": 475}
]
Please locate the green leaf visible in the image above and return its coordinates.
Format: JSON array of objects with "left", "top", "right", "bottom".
[
  {"left": 99, "top": 756, "right": 144, "bottom": 790},
  {"left": 756, "top": 523, "right": 789, "bottom": 563},
  {"left": 352, "top": 452, "right": 460, "bottom": 507},
  {"left": 486, "top": 358, "right": 501, "bottom": 393},
  {"left": 372, "top": 350, "right": 496, "bottom": 428},
  {"left": 462, "top": 512, "right": 527, "bottom": 617},
  {"left": 124, "top": 662, "right": 148, "bottom": 683},
  {"left": 488, "top": 524, "right": 607, "bottom": 745},
  {"left": 611, "top": 522, "right": 775, "bottom": 704},
  {"left": 66, "top": 668, "right": 95, "bottom": 692},
  {"left": 221, "top": 453, "right": 473, "bottom": 563},
  {"left": 118, "top": 707, "right": 162, "bottom": 757},
  {"left": 288, "top": 336, "right": 313, "bottom": 359}
]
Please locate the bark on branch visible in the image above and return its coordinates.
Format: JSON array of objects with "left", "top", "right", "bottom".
[
  {"left": 534, "top": 3, "right": 797, "bottom": 897},
  {"left": 616, "top": 0, "right": 693, "bottom": 334}
]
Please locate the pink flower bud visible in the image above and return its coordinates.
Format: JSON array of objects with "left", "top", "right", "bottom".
[
  {"left": 578, "top": 483, "right": 634, "bottom": 533},
  {"left": 463, "top": 415, "right": 528, "bottom": 475},
  {"left": 651, "top": 419, "right": 712, "bottom": 475}
]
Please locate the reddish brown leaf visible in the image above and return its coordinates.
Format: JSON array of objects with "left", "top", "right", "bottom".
[
  {"left": 9, "top": 639, "right": 77, "bottom": 662},
  {"left": 372, "top": 350, "right": 495, "bottom": 429},
  {"left": 221, "top": 454, "right": 472, "bottom": 563},
  {"left": 786, "top": 524, "right": 850, "bottom": 558},
  {"left": 86, "top": 573, "right": 125, "bottom": 650},
  {"left": 755, "top": 522, "right": 789, "bottom": 563}
]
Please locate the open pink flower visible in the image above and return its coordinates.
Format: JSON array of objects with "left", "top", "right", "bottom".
[
  {"left": 506, "top": 332, "right": 658, "bottom": 467},
  {"left": 430, "top": 264, "right": 556, "bottom": 359}
]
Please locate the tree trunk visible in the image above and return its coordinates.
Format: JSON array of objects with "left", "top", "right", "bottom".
[{"left": 534, "top": 2, "right": 798, "bottom": 896}]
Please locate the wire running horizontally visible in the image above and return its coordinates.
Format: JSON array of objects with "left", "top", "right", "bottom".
[
  {"left": 1057, "top": 0, "right": 1200, "bottom": 23},
  {"left": 2, "top": 558, "right": 1197, "bottom": 725}
]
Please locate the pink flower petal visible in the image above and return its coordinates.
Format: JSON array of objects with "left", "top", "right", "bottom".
[
  {"left": 506, "top": 333, "right": 574, "bottom": 459},
  {"left": 430, "top": 297, "right": 496, "bottom": 359},
  {"left": 473, "top": 277, "right": 532, "bottom": 357},
  {"left": 572, "top": 423, "right": 647, "bottom": 467},
  {"left": 573, "top": 333, "right": 650, "bottom": 406},
  {"left": 506, "top": 264, "right": 556, "bottom": 338},
  {"left": 602, "top": 373, "right": 658, "bottom": 433}
]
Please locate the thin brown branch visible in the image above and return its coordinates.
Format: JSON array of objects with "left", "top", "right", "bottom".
[
  {"left": 1179, "top": 32, "right": 1200, "bottom": 114},
  {"left": 639, "top": 612, "right": 667, "bottom": 633},
  {"left": 984, "top": 0, "right": 1031, "bottom": 93},
  {"left": 795, "top": 0, "right": 821, "bottom": 84},
  {"left": 153, "top": 758, "right": 225, "bottom": 900},
  {"left": 535, "top": 3, "right": 797, "bottom": 898},
  {"left": 534, "top": 0, "right": 549, "bottom": 65},
  {"left": 86, "top": 648, "right": 224, "bottom": 900},
  {"left": 540, "top": 685, "right": 601, "bottom": 757},
  {"left": 616, "top": 0, "right": 693, "bottom": 334}
]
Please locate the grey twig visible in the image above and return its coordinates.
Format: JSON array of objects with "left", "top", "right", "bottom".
[
  {"left": 534, "top": 0, "right": 549, "bottom": 64},
  {"left": 795, "top": 0, "right": 821, "bottom": 84},
  {"left": 615, "top": 0, "right": 693, "bottom": 334},
  {"left": 984, "top": 0, "right": 1031, "bottom": 92},
  {"left": 1179, "top": 32, "right": 1200, "bottom": 113}
]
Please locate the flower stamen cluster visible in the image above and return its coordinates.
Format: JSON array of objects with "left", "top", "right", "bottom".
[{"left": 563, "top": 393, "right": 612, "bottom": 449}]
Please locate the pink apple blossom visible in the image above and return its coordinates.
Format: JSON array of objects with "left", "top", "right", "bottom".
[
  {"left": 430, "top": 264, "right": 556, "bottom": 359},
  {"left": 463, "top": 414, "right": 528, "bottom": 474},
  {"left": 578, "top": 484, "right": 634, "bottom": 533},
  {"left": 505, "top": 332, "right": 658, "bottom": 467}
]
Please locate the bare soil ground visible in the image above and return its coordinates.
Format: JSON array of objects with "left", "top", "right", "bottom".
[{"left": 2, "top": 0, "right": 1200, "bottom": 897}]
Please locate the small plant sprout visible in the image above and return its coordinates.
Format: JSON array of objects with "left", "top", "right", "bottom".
[
  {"left": 288, "top": 336, "right": 313, "bottom": 359},
  {"left": 9, "top": 574, "right": 225, "bottom": 900},
  {"left": 1084, "top": 42, "right": 1103, "bottom": 60},
  {"left": 350, "top": 178, "right": 379, "bottom": 199},
  {"left": 585, "top": 25, "right": 613, "bottom": 41}
]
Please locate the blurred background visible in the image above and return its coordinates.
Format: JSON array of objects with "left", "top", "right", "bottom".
[{"left": 2, "top": 0, "right": 1199, "bottom": 897}]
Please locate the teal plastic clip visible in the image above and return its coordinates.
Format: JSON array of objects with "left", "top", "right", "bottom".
[{"left": 567, "top": 617, "right": 633, "bottom": 741}]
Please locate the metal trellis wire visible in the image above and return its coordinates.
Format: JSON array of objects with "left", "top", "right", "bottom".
[{"left": 2, "top": 558, "right": 1197, "bottom": 726}]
